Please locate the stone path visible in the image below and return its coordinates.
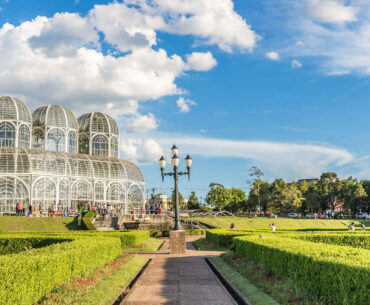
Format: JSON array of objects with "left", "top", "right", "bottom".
[{"left": 121, "top": 236, "right": 237, "bottom": 305}]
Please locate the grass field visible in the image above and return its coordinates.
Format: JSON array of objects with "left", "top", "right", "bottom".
[
  {"left": 191, "top": 216, "right": 370, "bottom": 230},
  {"left": 0, "top": 216, "right": 79, "bottom": 232}
]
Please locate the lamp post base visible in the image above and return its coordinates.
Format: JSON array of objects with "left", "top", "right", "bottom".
[{"left": 169, "top": 230, "right": 186, "bottom": 254}]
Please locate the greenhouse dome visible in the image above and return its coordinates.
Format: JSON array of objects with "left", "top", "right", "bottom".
[
  {"left": 0, "top": 96, "right": 32, "bottom": 149},
  {"left": 78, "top": 112, "right": 119, "bottom": 158},
  {"left": 0, "top": 98, "right": 145, "bottom": 215},
  {"left": 32, "top": 105, "right": 79, "bottom": 153}
]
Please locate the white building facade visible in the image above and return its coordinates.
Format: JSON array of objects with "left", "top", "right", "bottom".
[{"left": 0, "top": 96, "right": 145, "bottom": 215}]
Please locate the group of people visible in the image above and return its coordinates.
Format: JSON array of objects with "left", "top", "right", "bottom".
[
  {"left": 15, "top": 202, "right": 76, "bottom": 217},
  {"left": 348, "top": 222, "right": 366, "bottom": 231}
]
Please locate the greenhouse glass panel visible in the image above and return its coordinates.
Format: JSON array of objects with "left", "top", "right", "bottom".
[
  {"left": 79, "top": 135, "right": 89, "bottom": 154},
  {"left": 111, "top": 136, "right": 118, "bottom": 157},
  {"left": 95, "top": 181, "right": 104, "bottom": 201},
  {"left": 71, "top": 180, "right": 92, "bottom": 200},
  {"left": 92, "top": 135, "right": 108, "bottom": 156},
  {"left": 18, "top": 124, "right": 30, "bottom": 148},
  {"left": 68, "top": 131, "right": 77, "bottom": 153},
  {"left": 0, "top": 122, "right": 15, "bottom": 147},
  {"left": 47, "top": 128, "right": 65, "bottom": 152},
  {"left": 128, "top": 184, "right": 144, "bottom": 212}
]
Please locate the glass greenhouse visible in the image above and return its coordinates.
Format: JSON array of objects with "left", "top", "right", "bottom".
[{"left": 0, "top": 96, "right": 145, "bottom": 215}]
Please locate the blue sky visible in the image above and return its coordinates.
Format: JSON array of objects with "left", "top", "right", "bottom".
[{"left": 1, "top": 0, "right": 370, "bottom": 200}]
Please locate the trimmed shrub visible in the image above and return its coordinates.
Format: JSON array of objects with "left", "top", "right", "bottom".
[
  {"left": 82, "top": 210, "right": 97, "bottom": 230},
  {"left": 0, "top": 236, "right": 69, "bottom": 255},
  {"left": 233, "top": 235, "right": 370, "bottom": 305},
  {"left": 291, "top": 233, "right": 370, "bottom": 250},
  {"left": 114, "top": 231, "right": 151, "bottom": 247},
  {"left": 150, "top": 229, "right": 161, "bottom": 238},
  {"left": 186, "top": 229, "right": 207, "bottom": 236},
  {"left": 0, "top": 235, "right": 121, "bottom": 305},
  {"left": 206, "top": 229, "right": 252, "bottom": 247}
]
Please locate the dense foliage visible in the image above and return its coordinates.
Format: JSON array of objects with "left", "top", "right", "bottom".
[
  {"left": 0, "top": 230, "right": 151, "bottom": 304},
  {"left": 0, "top": 236, "right": 69, "bottom": 255},
  {"left": 233, "top": 235, "right": 370, "bottom": 305},
  {"left": 204, "top": 169, "right": 370, "bottom": 214}
]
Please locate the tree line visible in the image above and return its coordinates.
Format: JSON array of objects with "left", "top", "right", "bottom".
[{"left": 203, "top": 169, "right": 370, "bottom": 216}]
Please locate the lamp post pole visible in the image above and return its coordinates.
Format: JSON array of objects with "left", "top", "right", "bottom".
[{"left": 159, "top": 145, "right": 192, "bottom": 231}]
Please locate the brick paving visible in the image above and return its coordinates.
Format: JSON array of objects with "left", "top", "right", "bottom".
[{"left": 121, "top": 236, "right": 237, "bottom": 305}]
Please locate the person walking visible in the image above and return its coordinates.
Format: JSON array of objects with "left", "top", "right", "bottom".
[
  {"left": 270, "top": 223, "right": 276, "bottom": 232},
  {"left": 348, "top": 222, "right": 355, "bottom": 231},
  {"left": 361, "top": 222, "right": 366, "bottom": 231},
  {"left": 18, "top": 202, "right": 24, "bottom": 217},
  {"left": 28, "top": 204, "right": 32, "bottom": 217}
]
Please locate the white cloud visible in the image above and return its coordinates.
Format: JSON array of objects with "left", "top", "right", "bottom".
[
  {"left": 176, "top": 97, "right": 197, "bottom": 113},
  {"left": 127, "top": 0, "right": 258, "bottom": 52},
  {"left": 305, "top": 0, "right": 359, "bottom": 24},
  {"left": 265, "top": 51, "right": 280, "bottom": 61},
  {"left": 291, "top": 59, "right": 302, "bottom": 68},
  {"left": 120, "top": 138, "right": 163, "bottom": 164},
  {"left": 185, "top": 51, "right": 217, "bottom": 71},
  {"left": 156, "top": 134, "right": 354, "bottom": 179},
  {"left": 283, "top": 1, "right": 370, "bottom": 75},
  {"left": 0, "top": 0, "right": 257, "bottom": 119},
  {"left": 124, "top": 113, "right": 158, "bottom": 133},
  {"left": 120, "top": 133, "right": 361, "bottom": 180}
]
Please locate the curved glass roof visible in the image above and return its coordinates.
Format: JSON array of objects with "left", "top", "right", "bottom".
[
  {"left": 32, "top": 105, "right": 78, "bottom": 130},
  {"left": 0, "top": 147, "right": 144, "bottom": 183},
  {"left": 78, "top": 112, "right": 119, "bottom": 135},
  {"left": 0, "top": 96, "right": 32, "bottom": 124}
]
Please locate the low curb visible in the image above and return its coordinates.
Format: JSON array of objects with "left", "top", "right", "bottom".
[
  {"left": 205, "top": 257, "right": 251, "bottom": 305},
  {"left": 111, "top": 258, "right": 152, "bottom": 305}
]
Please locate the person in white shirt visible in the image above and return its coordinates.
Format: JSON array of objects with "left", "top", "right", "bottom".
[{"left": 269, "top": 223, "right": 276, "bottom": 232}]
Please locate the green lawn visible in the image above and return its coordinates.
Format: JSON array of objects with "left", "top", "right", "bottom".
[
  {"left": 190, "top": 216, "right": 370, "bottom": 230},
  {"left": 40, "top": 254, "right": 148, "bottom": 305},
  {"left": 122, "top": 237, "right": 164, "bottom": 253},
  {"left": 209, "top": 257, "right": 279, "bottom": 305},
  {"left": 0, "top": 216, "right": 79, "bottom": 232}
]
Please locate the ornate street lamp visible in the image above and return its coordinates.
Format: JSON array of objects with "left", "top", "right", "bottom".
[{"left": 159, "top": 145, "right": 192, "bottom": 230}]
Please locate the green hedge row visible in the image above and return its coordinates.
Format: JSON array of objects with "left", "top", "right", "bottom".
[
  {"left": 0, "top": 235, "right": 121, "bottom": 305},
  {"left": 0, "top": 236, "right": 69, "bottom": 255},
  {"left": 206, "top": 229, "right": 252, "bottom": 247},
  {"left": 291, "top": 233, "right": 370, "bottom": 250},
  {"left": 233, "top": 235, "right": 370, "bottom": 305},
  {"left": 82, "top": 210, "right": 97, "bottom": 230}
]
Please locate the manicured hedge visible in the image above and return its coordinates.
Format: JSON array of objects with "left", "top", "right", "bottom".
[
  {"left": 186, "top": 229, "right": 207, "bottom": 236},
  {"left": 206, "top": 229, "right": 252, "bottom": 247},
  {"left": 0, "top": 235, "right": 121, "bottom": 305},
  {"left": 292, "top": 233, "right": 370, "bottom": 250},
  {"left": 107, "top": 230, "right": 151, "bottom": 247},
  {"left": 82, "top": 210, "right": 97, "bottom": 230},
  {"left": 233, "top": 235, "right": 370, "bottom": 305},
  {"left": 0, "top": 236, "right": 69, "bottom": 255}
]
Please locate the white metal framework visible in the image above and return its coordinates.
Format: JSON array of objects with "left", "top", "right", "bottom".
[
  {"left": 32, "top": 105, "right": 79, "bottom": 153},
  {"left": 0, "top": 97, "right": 145, "bottom": 215},
  {"left": 78, "top": 112, "right": 119, "bottom": 158}
]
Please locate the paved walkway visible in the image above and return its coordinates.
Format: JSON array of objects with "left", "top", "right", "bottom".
[{"left": 122, "top": 236, "right": 237, "bottom": 305}]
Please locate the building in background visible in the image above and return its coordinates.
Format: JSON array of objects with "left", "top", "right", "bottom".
[{"left": 0, "top": 96, "right": 145, "bottom": 215}]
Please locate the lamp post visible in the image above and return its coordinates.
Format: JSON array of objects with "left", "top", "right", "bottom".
[{"left": 159, "top": 145, "right": 192, "bottom": 230}]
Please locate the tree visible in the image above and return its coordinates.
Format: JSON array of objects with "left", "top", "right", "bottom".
[
  {"left": 304, "top": 183, "right": 320, "bottom": 212},
  {"left": 206, "top": 183, "right": 232, "bottom": 211},
  {"left": 187, "top": 191, "right": 200, "bottom": 210},
  {"left": 360, "top": 180, "right": 370, "bottom": 213},
  {"left": 227, "top": 188, "right": 247, "bottom": 213},
  {"left": 171, "top": 189, "right": 184, "bottom": 210},
  {"left": 248, "top": 166, "right": 264, "bottom": 212},
  {"left": 247, "top": 181, "right": 271, "bottom": 213},
  {"left": 270, "top": 178, "right": 287, "bottom": 213},
  {"left": 340, "top": 177, "right": 366, "bottom": 216},
  {"left": 317, "top": 172, "right": 341, "bottom": 211},
  {"left": 284, "top": 183, "right": 303, "bottom": 212}
]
